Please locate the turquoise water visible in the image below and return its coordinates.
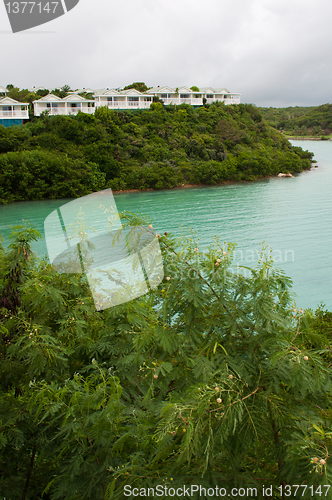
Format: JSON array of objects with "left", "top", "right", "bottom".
[{"left": 0, "top": 140, "right": 331, "bottom": 310}]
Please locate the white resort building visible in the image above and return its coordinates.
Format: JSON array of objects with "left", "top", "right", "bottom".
[
  {"left": 94, "top": 88, "right": 152, "bottom": 110},
  {"left": 0, "top": 84, "right": 241, "bottom": 127},
  {"left": 0, "top": 96, "right": 29, "bottom": 127},
  {"left": 146, "top": 86, "right": 241, "bottom": 106},
  {"left": 93, "top": 86, "right": 241, "bottom": 110},
  {"left": 33, "top": 93, "right": 95, "bottom": 116}
]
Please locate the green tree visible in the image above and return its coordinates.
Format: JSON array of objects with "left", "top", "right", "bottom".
[
  {"left": 123, "top": 82, "right": 149, "bottom": 93},
  {"left": 0, "top": 217, "right": 332, "bottom": 499},
  {"left": 51, "top": 85, "right": 71, "bottom": 99}
]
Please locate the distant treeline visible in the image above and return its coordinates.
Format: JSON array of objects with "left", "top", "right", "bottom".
[
  {"left": 0, "top": 102, "right": 313, "bottom": 204},
  {"left": 259, "top": 103, "right": 332, "bottom": 137}
]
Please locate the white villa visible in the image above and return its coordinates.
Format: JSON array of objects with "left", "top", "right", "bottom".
[
  {"left": 1, "top": 84, "right": 241, "bottom": 126},
  {"left": 146, "top": 86, "right": 241, "bottom": 106},
  {"left": 0, "top": 97, "right": 29, "bottom": 127},
  {"left": 94, "top": 88, "right": 152, "bottom": 110},
  {"left": 33, "top": 93, "right": 95, "bottom": 116},
  {"left": 93, "top": 86, "right": 241, "bottom": 110}
]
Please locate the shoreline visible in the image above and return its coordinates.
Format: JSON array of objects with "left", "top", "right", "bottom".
[
  {"left": 111, "top": 171, "right": 313, "bottom": 195},
  {"left": 286, "top": 136, "right": 332, "bottom": 141}
]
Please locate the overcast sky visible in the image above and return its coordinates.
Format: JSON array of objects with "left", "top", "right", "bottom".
[{"left": 1, "top": 0, "right": 331, "bottom": 107}]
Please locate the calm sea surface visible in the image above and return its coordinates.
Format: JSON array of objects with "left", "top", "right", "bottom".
[{"left": 0, "top": 140, "right": 331, "bottom": 310}]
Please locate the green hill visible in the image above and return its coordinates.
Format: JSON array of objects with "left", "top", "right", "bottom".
[
  {"left": 0, "top": 102, "right": 313, "bottom": 204},
  {"left": 259, "top": 103, "right": 332, "bottom": 138}
]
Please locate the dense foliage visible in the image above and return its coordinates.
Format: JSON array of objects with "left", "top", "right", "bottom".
[
  {"left": 0, "top": 218, "right": 332, "bottom": 499},
  {"left": 260, "top": 104, "right": 332, "bottom": 138},
  {"left": 0, "top": 102, "right": 313, "bottom": 204}
]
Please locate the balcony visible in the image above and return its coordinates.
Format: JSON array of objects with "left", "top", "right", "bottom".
[
  {"left": 67, "top": 107, "right": 95, "bottom": 115},
  {"left": 0, "top": 108, "right": 29, "bottom": 119},
  {"left": 35, "top": 106, "right": 95, "bottom": 116},
  {"left": 158, "top": 97, "right": 203, "bottom": 105},
  {"left": 96, "top": 101, "right": 152, "bottom": 109}
]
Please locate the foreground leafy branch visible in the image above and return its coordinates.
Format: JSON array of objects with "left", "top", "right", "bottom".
[{"left": 0, "top": 218, "right": 331, "bottom": 499}]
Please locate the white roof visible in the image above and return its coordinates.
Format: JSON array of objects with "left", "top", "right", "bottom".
[
  {"left": 70, "top": 88, "right": 95, "bottom": 94},
  {"left": 147, "top": 86, "right": 175, "bottom": 94},
  {"left": 119, "top": 89, "right": 151, "bottom": 97},
  {"left": 120, "top": 89, "right": 143, "bottom": 95},
  {"left": 93, "top": 88, "right": 119, "bottom": 97},
  {"left": 213, "top": 88, "right": 230, "bottom": 93},
  {"left": 0, "top": 96, "right": 28, "bottom": 106},
  {"left": 33, "top": 93, "right": 63, "bottom": 103},
  {"left": 62, "top": 93, "right": 94, "bottom": 103},
  {"left": 147, "top": 86, "right": 237, "bottom": 95},
  {"left": 93, "top": 88, "right": 111, "bottom": 96},
  {"left": 200, "top": 87, "right": 216, "bottom": 94},
  {"left": 0, "top": 85, "right": 8, "bottom": 93},
  {"left": 177, "top": 86, "right": 193, "bottom": 93},
  {"left": 94, "top": 89, "right": 121, "bottom": 97}
]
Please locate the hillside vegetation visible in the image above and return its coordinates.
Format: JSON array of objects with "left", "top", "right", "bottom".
[
  {"left": 0, "top": 102, "right": 313, "bottom": 204},
  {"left": 260, "top": 103, "right": 332, "bottom": 138}
]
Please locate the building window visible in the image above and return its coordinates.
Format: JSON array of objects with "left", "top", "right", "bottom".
[
  {"left": 128, "top": 97, "right": 139, "bottom": 102},
  {"left": 107, "top": 97, "right": 112, "bottom": 102},
  {"left": 180, "top": 94, "right": 189, "bottom": 98},
  {"left": 206, "top": 94, "right": 213, "bottom": 99}
]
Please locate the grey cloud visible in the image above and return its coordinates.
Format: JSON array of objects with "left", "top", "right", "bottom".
[{"left": 1, "top": 0, "right": 332, "bottom": 106}]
